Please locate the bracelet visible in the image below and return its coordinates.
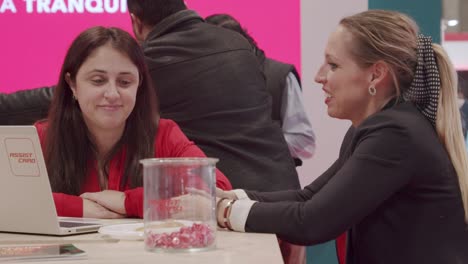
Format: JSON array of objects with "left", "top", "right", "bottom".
[
  {"left": 216, "top": 198, "right": 228, "bottom": 228},
  {"left": 223, "top": 199, "right": 236, "bottom": 231}
]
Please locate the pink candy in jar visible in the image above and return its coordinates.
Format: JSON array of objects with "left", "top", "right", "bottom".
[{"left": 145, "top": 223, "right": 215, "bottom": 250}]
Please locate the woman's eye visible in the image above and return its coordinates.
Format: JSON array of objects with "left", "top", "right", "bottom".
[
  {"left": 91, "top": 78, "right": 105, "bottom": 85},
  {"left": 118, "top": 79, "right": 133, "bottom": 87},
  {"left": 328, "top": 63, "right": 338, "bottom": 70}
]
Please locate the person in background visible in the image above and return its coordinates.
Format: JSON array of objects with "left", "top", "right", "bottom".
[
  {"left": 205, "top": 14, "right": 313, "bottom": 263},
  {"left": 205, "top": 14, "right": 316, "bottom": 166},
  {"left": 127, "top": 0, "right": 299, "bottom": 192},
  {"left": 36, "top": 26, "right": 231, "bottom": 219},
  {"left": 215, "top": 10, "right": 468, "bottom": 264}
]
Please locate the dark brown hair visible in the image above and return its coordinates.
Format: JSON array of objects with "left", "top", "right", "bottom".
[
  {"left": 43, "top": 26, "right": 159, "bottom": 194},
  {"left": 205, "top": 14, "right": 258, "bottom": 49}
]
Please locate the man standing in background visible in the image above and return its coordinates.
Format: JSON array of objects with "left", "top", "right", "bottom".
[
  {"left": 206, "top": 14, "right": 316, "bottom": 166},
  {"left": 127, "top": 0, "right": 300, "bottom": 191}
]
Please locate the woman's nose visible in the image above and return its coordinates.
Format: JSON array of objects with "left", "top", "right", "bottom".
[
  {"left": 104, "top": 83, "right": 120, "bottom": 101},
  {"left": 314, "top": 64, "right": 327, "bottom": 84}
]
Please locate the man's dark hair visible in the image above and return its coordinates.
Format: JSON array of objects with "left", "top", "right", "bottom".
[
  {"left": 127, "top": 0, "right": 187, "bottom": 27},
  {"left": 205, "top": 14, "right": 259, "bottom": 50}
]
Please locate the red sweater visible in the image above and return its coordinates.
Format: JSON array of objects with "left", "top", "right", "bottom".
[{"left": 35, "top": 119, "right": 232, "bottom": 218}]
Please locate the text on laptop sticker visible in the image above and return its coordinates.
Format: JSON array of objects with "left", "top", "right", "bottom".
[{"left": 4, "top": 138, "right": 40, "bottom": 177}]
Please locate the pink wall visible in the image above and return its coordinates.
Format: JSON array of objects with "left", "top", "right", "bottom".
[{"left": 0, "top": 0, "right": 300, "bottom": 93}]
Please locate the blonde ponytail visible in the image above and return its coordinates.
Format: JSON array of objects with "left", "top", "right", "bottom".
[{"left": 433, "top": 44, "right": 468, "bottom": 222}]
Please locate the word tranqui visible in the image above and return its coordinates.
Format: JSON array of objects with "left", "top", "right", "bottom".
[{"left": 0, "top": 0, "right": 128, "bottom": 13}]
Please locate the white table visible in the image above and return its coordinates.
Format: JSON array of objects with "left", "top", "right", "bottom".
[{"left": 0, "top": 222, "right": 282, "bottom": 263}]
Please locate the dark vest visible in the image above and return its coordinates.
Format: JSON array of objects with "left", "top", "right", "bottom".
[
  {"left": 143, "top": 10, "right": 300, "bottom": 191},
  {"left": 263, "top": 58, "right": 301, "bottom": 125},
  {"left": 258, "top": 52, "right": 303, "bottom": 166}
]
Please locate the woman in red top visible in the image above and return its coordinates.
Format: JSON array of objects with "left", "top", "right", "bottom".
[{"left": 36, "top": 26, "right": 231, "bottom": 219}]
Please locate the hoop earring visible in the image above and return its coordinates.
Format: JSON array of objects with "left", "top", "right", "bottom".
[{"left": 368, "top": 86, "right": 376, "bottom": 96}]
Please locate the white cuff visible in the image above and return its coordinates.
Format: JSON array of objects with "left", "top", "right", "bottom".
[
  {"left": 232, "top": 189, "right": 250, "bottom": 200},
  {"left": 229, "top": 200, "right": 256, "bottom": 232}
]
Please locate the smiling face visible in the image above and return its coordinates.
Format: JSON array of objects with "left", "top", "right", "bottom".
[
  {"left": 68, "top": 43, "right": 140, "bottom": 137},
  {"left": 315, "top": 25, "right": 374, "bottom": 126}
]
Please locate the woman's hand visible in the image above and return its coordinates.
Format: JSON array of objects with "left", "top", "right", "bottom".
[
  {"left": 81, "top": 190, "right": 127, "bottom": 215},
  {"left": 216, "top": 187, "right": 237, "bottom": 200},
  {"left": 169, "top": 192, "right": 213, "bottom": 221},
  {"left": 82, "top": 198, "right": 124, "bottom": 219},
  {"left": 215, "top": 188, "right": 238, "bottom": 229}
]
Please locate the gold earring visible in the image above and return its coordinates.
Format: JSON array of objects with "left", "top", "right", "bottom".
[{"left": 368, "top": 86, "right": 376, "bottom": 96}]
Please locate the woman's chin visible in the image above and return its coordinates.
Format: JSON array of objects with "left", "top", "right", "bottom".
[
  {"left": 327, "top": 110, "right": 346, "bottom": 121},
  {"left": 327, "top": 109, "right": 337, "bottom": 118}
]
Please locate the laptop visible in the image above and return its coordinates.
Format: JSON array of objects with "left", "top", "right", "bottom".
[{"left": 0, "top": 126, "right": 102, "bottom": 236}]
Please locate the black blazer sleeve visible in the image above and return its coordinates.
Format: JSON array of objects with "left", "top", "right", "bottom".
[
  {"left": 245, "top": 126, "right": 355, "bottom": 203},
  {"left": 245, "top": 119, "right": 413, "bottom": 245},
  {"left": 245, "top": 158, "right": 341, "bottom": 203}
]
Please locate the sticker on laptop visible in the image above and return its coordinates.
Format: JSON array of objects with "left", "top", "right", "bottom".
[{"left": 4, "top": 138, "right": 40, "bottom": 177}]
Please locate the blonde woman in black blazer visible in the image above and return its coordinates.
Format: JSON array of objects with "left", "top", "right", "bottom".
[{"left": 215, "top": 10, "right": 468, "bottom": 264}]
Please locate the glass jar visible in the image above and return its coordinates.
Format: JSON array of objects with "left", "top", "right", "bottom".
[{"left": 140, "top": 158, "right": 218, "bottom": 252}]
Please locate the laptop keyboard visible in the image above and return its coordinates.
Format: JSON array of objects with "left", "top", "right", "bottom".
[{"left": 59, "top": 221, "right": 98, "bottom": 228}]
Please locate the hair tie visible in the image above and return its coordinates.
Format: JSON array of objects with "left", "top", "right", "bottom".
[{"left": 402, "top": 34, "right": 441, "bottom": 126}]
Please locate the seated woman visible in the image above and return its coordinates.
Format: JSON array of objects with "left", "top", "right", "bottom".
[
  {"left": 35, "top": 26, "right": 232, "bottom": 219},
  {"left": 216, "top": 10, "right": 468, "bottom": 263}
]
